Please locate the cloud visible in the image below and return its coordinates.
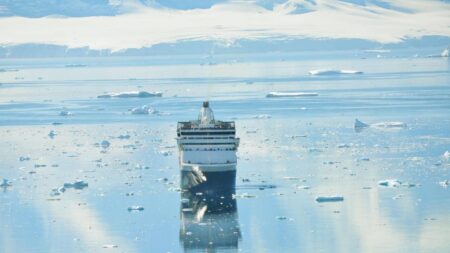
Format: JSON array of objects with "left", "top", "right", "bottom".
[{"left": 0, "top": 0, "right": 449, "bottom": 51}]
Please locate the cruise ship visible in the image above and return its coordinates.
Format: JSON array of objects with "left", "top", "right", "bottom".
[{"left": 177, "top": 101, "right": 239, "bottom": 191}]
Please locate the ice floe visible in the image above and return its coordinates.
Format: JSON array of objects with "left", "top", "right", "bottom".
[
  {"left": 63, "top": 180, "right": 88, "bottom": 190},
  {"left": 266, "top": 92, "right": 318, "bottom": 98},
  {"left": 100, "top": 140, "right": 110, "bottom": 149},
  {"left": 128, "top": 206, "right": 144, "bottom": 211},
  {"left": 59, "top": 110, "right": 73, "bottom": 116},
  {"left": 309, "top": 69, "right": 363, "bottom": 76},
  {"left": 98, "top": 91, "right": 162, "bottom": 98},
  {"left": 443, "top": 151, "right": 450, "bottom": 160},
  {"left": 48, "top": 130, "right": 56, "bottom": 138},
  {"left": 253, "top": 114, "right": 272, "bottom": 119},
  {"left": 355, "top": 119, "right": 407, "bottom": 130},
  {"left": 19, "top": 156, "right": 30, "bottom": 161},
  {"left": 441, "top": 47, "right": 449, "bottom": 57},
  {"left": 378, "top": 179, "right": 416, "bottom": 188},
  {"left": 1, "top": 179, "right": 12, "bottom": 188},
  {"left": 439, "top": 180, "right": 449, "bottom": 188},
  {"left": 315, "top": 196, "right": 344, "bottom": 202}
]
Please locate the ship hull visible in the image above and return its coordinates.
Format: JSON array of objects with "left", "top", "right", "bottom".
[{"left": 181, "top": 169, "right": 236, "bottom": 194}]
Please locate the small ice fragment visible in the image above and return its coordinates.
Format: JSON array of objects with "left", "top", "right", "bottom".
[
  {"left": 19, "top": 156, "right": 30, "bottom": 161},
  {"left": 127, "top": 206, "right": 144, "bottom": 211},
  {"left": 372, "top": 122, "right": 407, "bottom": 128},
  {"left": 439, "top": 180, "right": 449, "bottom": 188},
  {"left": 315, "top": 196, "right": 344, "bottom": 202},
  {"left": 442, "top": 47, "right": 449, "bottom": 57},
  {"left": 253, "top": 114, "right": 271, "bottom": 119},
  {"left": 117, "top": 134, "right": 130, "bottom": 139},
  {"left": 232, "top": 193, "right": 257, "bottom": 199},
  {"left": 378, "top": 179, "right": 401, "bottom": 187},
  {"left": 266, "top": 92, "right": 318, "bottom": 98},
  {"left": 159, "top": 150, "right": 172, "bottom": 156},
  {"left": 357, "top": 157, "right": 370, "bottom": 162},
  {"left": 102, "top": 244, "right": 118, "bottom": 248},
  {"left": 0, "top": 179, "right": 12, "bottom": 188},
  {"left": 98, "top": 91, "right": 162, "bottom": 98},
  {"left": 283, "top": 176, "right": 300, "bottom": 180},
  {"left": 354, "top": 119, "right": 369, "bottom": 129},
  {"left": 64, "top": 180, "right": 88, "bottom": 190},
  {"left": 276, "top": 216, "right": 288, "bottom": 220},
  {"left": 443, "top": 151, "right": 450, "bottom": 160},
  {"left": 296, "top": 185, "right": 310, "bottom": 190},
  {"left": 59, "top": 110, "right": 73, "bottom": 116},
  {"left": 100, "top": 140, "right": 110, "bottom": 149},
  {"left": 337, "top": 143, "right": 351, "bottom": 148},
  {"left": 309, "top": 69, "right": 363, "bottom": 75},
  {"left": 131, "top": 105, "right": 150, "bottom": 115},
  {"left": 48, "top": 130, "right": 56, "bottom": 138}
]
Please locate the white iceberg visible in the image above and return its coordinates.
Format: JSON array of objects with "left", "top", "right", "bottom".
[
  {"left": 266, "top": 92, "right": 318, "bottom": 98},
  {"left": 355, "top": 119, "right": 407, "bottom": 130},
  {"left": 378, "top": 179, "right": 400, "bottom": 187},
  {"left": 98, "top": 91, "right": 162, "bottom": 98},
  {"left": 128, "top": 206, "right": 144, "bottom": 211},
  {"left": 63, "top": 180, "right": 88, "bottom": 190},
  {"left": 442, "top": 47, "right": 449, "bottom": 57},
  {"left": 309, "top": 69, "right": 363, "bottom": 76},
  {"left": 1, "top": 179, "right": 12, "bottom": 188},
  {"left": 59, "top": 110, "right": 73, "bottom": 116},
  {"left": 443, "top": 151, "right": 450, "bottom": 160},
  {"left": 315, "top": 196, "right": 344, "bottom": 202},
  {"left": 439, "top": 180, "right": 449, "bottom": 188},
  {"left": 131, "top": 105, "right": 151, "bottom": 114}
]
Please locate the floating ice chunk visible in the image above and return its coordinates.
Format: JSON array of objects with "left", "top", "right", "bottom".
[
  {"left": 357, "top": 157, "right": 370, "bottom": 162},
  {"left": 102, "top": 244, "right": 118, "bottom": 248},
  {"left": 117, "top": 134, "right": 130, "bottom": 139},
  {"left": 100, "top": 140, "right": 110, "bottom": 148},
  {"left": 355, "top": 119, "right": 406, "bottom": 130},
  {"left": 50, "top": 187, "right": 66, "bottom": 196},
  {"left": 128, "top": 206, "right": 144, "bottom": 211},
  {"left": 354, "top": 119, "right": 370, "bottom": 129},
  {"left": 253, "top": 114, "right": 272, "bottom": 119},
  {"left": 442, "top": 47, "right": 449, "bottom": 57},
  {"left": 266, "top": 92, "right": 318, "bottom": 98},
  {"left": 439, "top": 180, "right": 449, "bottom": 188},
  {"left": 443, "top": 151, "right": 450, "bottom": 160},
  {"left": 131, "top": 105, "right": 151, "bottom": 115},
  {"left": 19, "top": 156, "right": 30, "bottom": 161},
  {"left": 337, "top": 143, "right": 352, "bottom": 148},
  {"left": 0, "top": 179, "right": 12, "bottom": 188},
  {"left": 98, "top": 91, "right": 162, "bottom": 98},
  {"left": 309, "top": 69, "right": 363, "bottom": 76},
  {"left": 48, "top": 130, "right": 56, "bottom": 138},
  {"left": 283, "top": 176, "right": 300, "bottom": 180},
  {"left": 296, "top": 185, "right": 310, "bottom": 190},
  {"left": 59, "top": 110, "right": 73, "bottom": 116},
  {"left": 378, "top": 179, "right": 401, "bottom": 187},
  {"left": 159, "top": 150, "right": 172, "bottom": 156},
  {"left": 64, "top": 180, "right": 88, "bottom": 190},
  {"left": 275, "top": 216, "right": 288, "bottom": 220},
  {"left": 315, "top": 196, "right": 344, "bottom": 202},
  {"left": 232, "top": 193, "right": 257, "bottom": 199}
]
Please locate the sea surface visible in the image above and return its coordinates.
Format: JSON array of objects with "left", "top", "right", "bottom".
[{"left": 1, "top": 49, "right": 449, "bottom": 253}]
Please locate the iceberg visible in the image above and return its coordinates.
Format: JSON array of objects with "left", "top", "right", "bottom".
[
  {"left": 309, "top": 69, "right": 363, "bottom": 76},
  {"left": 443, "top": 151, "right": 450, "bottom": 160},
  {"left": 98, "top": 91, "right": 162, "bottom": 98},
  {"left": 442, "top": 47, "right": 449, "bottom": 57},
  {"left": 355, "top": 119, "right": 407, "bottom": 130},
  {"left": 378, "top": 179, "right": 401, "bottom": 187},
  {"left": 315, "top": 196, "right": 344, "bottom": 202},
  {"left": 59, "top": 110, "right": 73, "bottom": 116},
  {"left": 63, "top": 180, "right": 88, "bottom": 190},
  {"left": 1, "top": 179, "right": 12, "bottom": 188},
  {"left": 266, "top": 92, "right": 318, "bottom": 98},
  {"left": 128, "top": 206, "right": 144, "bottom": 211}
]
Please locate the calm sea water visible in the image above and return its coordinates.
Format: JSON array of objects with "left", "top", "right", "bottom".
[{"left": 1, "top": 50, "right": 449, "bottom": 253}]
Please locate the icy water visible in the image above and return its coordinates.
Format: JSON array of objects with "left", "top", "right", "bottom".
[{"left": 1, "top": 50, "right": 450, "bottom": 253}]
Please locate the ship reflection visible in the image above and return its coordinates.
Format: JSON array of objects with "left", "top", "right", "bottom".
[{"left": 180, "top": 165, "right": 241, "bottom": 252}]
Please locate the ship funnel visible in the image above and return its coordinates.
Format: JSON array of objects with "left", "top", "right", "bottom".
[{"left": 199, "top": 101, "right": 214, "bottom": 125}]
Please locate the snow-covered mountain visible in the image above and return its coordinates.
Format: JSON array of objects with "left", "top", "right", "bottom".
[{"left": 0, "top": 0, "right": 449, "bottom": 55}]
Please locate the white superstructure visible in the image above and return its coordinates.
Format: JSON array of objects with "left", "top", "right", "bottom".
[{"left": 177, "top": 101, "right": 239, "bottom": 171}]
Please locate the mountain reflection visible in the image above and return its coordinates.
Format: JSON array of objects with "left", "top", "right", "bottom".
[{"left": 180, "top": 165, "right": 241, "bottom": 252}]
